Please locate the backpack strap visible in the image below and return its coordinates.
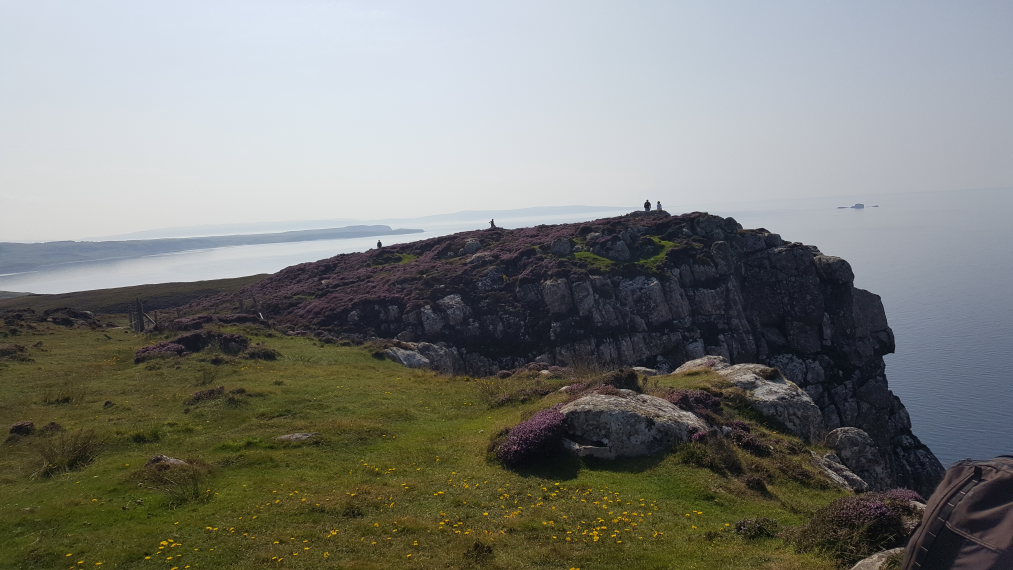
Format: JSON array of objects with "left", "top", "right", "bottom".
[{"left": 909, "top": 465, "right": 982, "bottom": 568}]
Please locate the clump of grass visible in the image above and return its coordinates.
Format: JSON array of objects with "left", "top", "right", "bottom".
[
  {"left": 675, "top": 436, "right": 743, "bottom": 476},
  {"left": 244, "top": 344, "right": 281, "bottom": 360},
  {"left": 463, "top": 539, "right": 494, "bottom": 563},
  {"left": 135, "top": 457, "right": 215, "bottom": 507},
  {"left": 41, "top": 381, "right": 86, "bottom": 405},
  {"left": 130, "top": 428, "right": 162, "bottom": 444},
  {"left": 33, "top": 429, "right": 102, "bottom": 477},
  {"left": 735, "top": 517, "right": 780, "bottom": 539},
  {"left": 476, "top": 377, "right": 558, "bottom": 407}
]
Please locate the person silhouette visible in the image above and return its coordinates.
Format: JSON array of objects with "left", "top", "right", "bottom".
[
  {"left": 489, "top": 219, "right": 497, "bottom": 229},
  {"left": 656, "top": 201, "right": 662, "bottom": 211},
  {"left": 644, "top": 200, "right": 651, "bottom": 212},
  {"left": 377, "top": 240, "right": 382, "bottom": 249}
]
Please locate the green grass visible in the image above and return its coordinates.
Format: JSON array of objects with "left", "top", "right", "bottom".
[
  {"left": 0, "top": 275, "right": 264, "bottom": 313},
  {"left": 635, "top": 236, "right": 679, "bottom": 274},
  {"left": 0, "top": 323, "right": 844, "bottom": 570},
  {"left": 572, "top": 251, "right": 615, "bottom": 272}
]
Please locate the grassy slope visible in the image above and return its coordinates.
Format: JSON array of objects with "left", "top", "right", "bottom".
[
  {"left": 0, "top": 275, "right": 264, "bottom": 314},
  {"left": 0, "top": 323, "right": 842, "bottom": 570}
]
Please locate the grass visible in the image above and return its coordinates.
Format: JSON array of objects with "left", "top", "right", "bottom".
[
  {"left": 0, "top": 321, "right": 847, "bottom": 570},
  {"left": 572, "top": 251, "right": 615, "bottom": 272},
  {"left": 635, "top": 236, "right": 679, "bottom": 274}
]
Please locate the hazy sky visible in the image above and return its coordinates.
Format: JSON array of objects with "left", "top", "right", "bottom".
[{"left": 2, "top": 1, "right": 1011, "bottom": 241}]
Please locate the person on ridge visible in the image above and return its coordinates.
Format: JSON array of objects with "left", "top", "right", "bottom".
[
  {"left": 489, "top": 219, "right": 497, "bottom": 229},
  {"left": 376, "top": 240, "right": 382, "bottom": 249},
  {"left": 644, "top": 200, "right": 651, "bottom": 212},
  {"left": 657, "top": 200, "right": 662, "bottom": 211}
]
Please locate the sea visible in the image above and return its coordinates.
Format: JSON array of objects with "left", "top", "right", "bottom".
[{"left": 2, "top": 188, "right": 1011, "bottom": 467}]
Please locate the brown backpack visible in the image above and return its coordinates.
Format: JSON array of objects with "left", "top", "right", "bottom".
[{"left": 902, "top": 456, "right": 1013, "bottom": 569}]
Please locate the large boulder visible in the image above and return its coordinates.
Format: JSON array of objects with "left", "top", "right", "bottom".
[
  {"left": 826, "top": 427, "right": 894, "bottom": 491},
  {"left": 678, "top": 356, "right": 827, "bottom": 443},
  {"left": 559, "top": 392, "right": 707, "bottom": 459}
]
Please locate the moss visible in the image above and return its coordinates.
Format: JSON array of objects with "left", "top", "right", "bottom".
[
  {"left": 573, "top": 251, "right": 615, "bottom": 271},
  {"left": 636, "top": 235, "right": 680, "bottom": 273}
]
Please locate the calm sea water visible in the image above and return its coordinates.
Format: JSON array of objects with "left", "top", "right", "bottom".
[{"left": 2, "top": 190, "right": 1010, "bottom": 466}]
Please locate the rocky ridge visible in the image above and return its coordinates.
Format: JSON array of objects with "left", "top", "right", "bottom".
[{"left": 200, "top": 210, "right": 943, "bottom": 495}]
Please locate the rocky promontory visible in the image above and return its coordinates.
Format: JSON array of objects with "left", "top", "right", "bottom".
[{"left": 198, "top": 210, "right": 943, "bottom": 495}]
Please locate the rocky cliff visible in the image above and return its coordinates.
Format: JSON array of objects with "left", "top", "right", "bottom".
[{"left": 204, "top": 210, "right": 943, "bottom": 495}]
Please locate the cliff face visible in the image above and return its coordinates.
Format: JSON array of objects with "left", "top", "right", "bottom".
[{"left": 219, "top": 211, "right": 943, "bottom": 494}]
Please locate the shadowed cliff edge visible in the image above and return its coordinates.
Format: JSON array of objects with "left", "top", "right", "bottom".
[{"left": 189, "top": 210, "right": 944, "bottom": 496}]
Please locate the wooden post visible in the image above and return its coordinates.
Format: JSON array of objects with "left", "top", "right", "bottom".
[{"left": 134, "top": 299, "right": 145, "bottom": 332}]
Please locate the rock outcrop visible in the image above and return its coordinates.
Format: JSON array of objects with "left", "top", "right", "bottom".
[
  {"left": 826, "top": 427, "right": 895, "bottom": 491},
  {"left": 204, "top": 211, "right": 943, "bottom": 494},
  {"left": 678, "top": 356, "right": 826, "bottom": 444},
  {"left": 559, "top": 391, "right": 707, "bottom": 459}
]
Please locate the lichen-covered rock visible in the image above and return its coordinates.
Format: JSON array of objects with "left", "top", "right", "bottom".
[
  {"left": 811, "top": 451, "right": 869, "bottom": 492},
  {"left": 679, "top": 356, "right": 827, "bottom": 443},
  {"left": 146, "top": 454, "right": 188, "bottom": 467},
  {"left": 559, "top": 392, "right": 707, "bottom": 459},
  {"left": 717, "top": 362, "right": 827, "bottom": 444},
  {"left": 826, "top": 427, "right": 894, "bottom": 491},
  {"left": 385, "top": 347, "right": 431, "bottom": 369},
  {"left": 848, "top": 548, "right": 904, "bottom": 570}
]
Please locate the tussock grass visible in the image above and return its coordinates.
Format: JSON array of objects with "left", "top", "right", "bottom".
[{"left": 32, "top": 428, "right": 102, "bottom": 477}]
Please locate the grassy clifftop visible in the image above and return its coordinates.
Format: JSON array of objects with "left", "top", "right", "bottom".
[{"left": 0, "top": 316, "right": 861, "bottom": 570}]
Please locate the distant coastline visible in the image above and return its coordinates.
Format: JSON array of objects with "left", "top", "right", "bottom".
[{"left": 0, "top": 225, "right": 422, "bottom": 274}]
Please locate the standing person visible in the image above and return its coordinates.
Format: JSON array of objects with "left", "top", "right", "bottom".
[
  {"left": 376, "top": 240, "right": 382, "bottom": 249},
  {"left": 644, "top": 200, "right": 651, "bottom": 212},
  {"left": 656, "top": 201, "right": 662, "bottom": 211}
]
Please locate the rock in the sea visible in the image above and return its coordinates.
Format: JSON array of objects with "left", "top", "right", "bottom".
[
  {"left": 826, "top": 427, "right": 894, "bottom": 491},
  {"left": 559, "top": 392, "right": 707, "bottom": 459},
  {"left": 849, "top": 548, "right": 904, "bottom": 570}
]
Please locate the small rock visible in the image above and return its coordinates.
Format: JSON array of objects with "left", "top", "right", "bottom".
[
  {"left": 631, "top": 366, "right": 659, "bottom": 376},
  {"left": 849, "top": 548, "right": 905, "bottom": 570},
  {"left": 146, "top": 455, "right": 188, "bottom": 467},
  {"left": 103, "top": 400, "right": 115, "bottom": 408},
  {"left": 9, "top": 421, "right": 34, "bottom": 436},
  {"left": 275, "top": 432, "right": 320, "bottom": 442}
]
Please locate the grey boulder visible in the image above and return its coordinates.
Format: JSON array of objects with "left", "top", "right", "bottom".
[{"left": 560, "top": 392, "right": 707, "bottom": 460}]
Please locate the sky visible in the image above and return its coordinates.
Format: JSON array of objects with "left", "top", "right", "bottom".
[{"left": 1, "top": 1, "right": 1012, "bottom": 242}]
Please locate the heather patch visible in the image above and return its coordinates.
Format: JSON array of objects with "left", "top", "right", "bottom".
[
  {"left": 135, "top": 330, "right": 252, "bottom": 363},
  {"left": 663, "top": 389, "right": 722, "bottom": 417},
  {"left": 787, "top": 491, "right": 922, "bottom": 566},
  {"left": 492, "top": 406, "right": 567, "bottom": 468}
]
